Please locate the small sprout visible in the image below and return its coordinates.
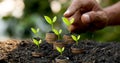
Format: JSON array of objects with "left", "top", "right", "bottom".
[
  {"left": 62, "top": 17, "right": 74, "bottom": 26},
  {"left": 44, "top": 16, "right": 57, "bottom": 30},
  {"left": 71, "top": 35, "right": 80, "bottom": 46},
  {"left": 33, "top": 39, "right": 42, "bottom": 48},
  {"left": 56, "top": 47, "right": 65, "bottom": 55},
  {"left": 31, "top": 27, "right": 40, "bottom": 36},
  {"left": 53, "top": 29, "right": 62, "bottom": 40}
]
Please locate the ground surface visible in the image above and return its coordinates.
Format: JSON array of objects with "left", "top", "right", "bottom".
[{"left": 0, "top": 39, "right": 120, "bottom": 63}]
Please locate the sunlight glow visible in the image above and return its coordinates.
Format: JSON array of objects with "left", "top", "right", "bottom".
[
  {"left": 50, "top": 0, "right": 61, "bottom": 13},
  {"left": 0, "top": 0, "right": 24, "bottom": 18}
]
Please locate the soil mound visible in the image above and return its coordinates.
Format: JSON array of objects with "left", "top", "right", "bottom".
[{"left": 0, "top": 39, "right": 120, "bottom": 63}]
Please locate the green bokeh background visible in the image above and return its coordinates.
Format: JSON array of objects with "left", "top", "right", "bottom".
[{"left": 2, "top": 0, "right": 120, "bottom": 42}]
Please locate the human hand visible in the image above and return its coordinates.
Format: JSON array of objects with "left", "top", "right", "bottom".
[{"left": 64, "top": 0, "right": 108, "bottom": 33}]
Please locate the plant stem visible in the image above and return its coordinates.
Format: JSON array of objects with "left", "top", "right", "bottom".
[
  {"left": 37, "top": 45, "right": 39, "bottom": 49},
  {"left": 76, "top": 41, "right": 78, "bottom": 46},
  {"left": 35, "top": 33, "right": 38, "bottom": 37},
  {"left": 60, "top": 52, "right": 62, "bottom": 55},
  {"left": 58, "top": 34, "right": 61, "bottom": 40},
  {"left": 58, "top": 34, "right": 60, "bottom": 40},
  {"left": 51, "top": 24, "right": 53, "bottom": 31}
]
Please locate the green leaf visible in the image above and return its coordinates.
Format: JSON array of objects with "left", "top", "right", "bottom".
[
  {"left": 44, "top": 16, "right": 52, "bottom": 25},
  {"left": 33, "top": 39, "right": 39, "bottom": 46},
  {"left": 62, "top": 47, "right": 65, "bottom": 52},
  {"left": 37, "top": 28, "right": 39, "bottom": 32},
  {"left": 31, "top": 28, "right": 37, "bottom": 34},
  {"left": 53, "top": 16, "right": 57, "bottom": 23},
  {"left": 71, "top": 35, "right": 77, "bottom": 42},
  {"left": 59, "top": 29, "right": 62, "bottom": 34},
  {"left": 62, "top": 17, "right": 70, "bottom": 26},
  {"left": 77, "top": 35, "right": 80, "bottom": 40},
  {"left": 70, "top": 18, "right": 74, "bottom": 24},
  {"left": 39, "top": 39, "right": 42, "bottom": 44},
  {"left": 53, "top": 29, "right": 59, "bottom": 35},
  {"left": 56, "top": 46, "right": 62, "bottom": 53}
]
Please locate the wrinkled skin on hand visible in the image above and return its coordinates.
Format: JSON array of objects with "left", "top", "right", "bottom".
[{"left": 64, "top": 0, "right": 108, "bottom": 34}]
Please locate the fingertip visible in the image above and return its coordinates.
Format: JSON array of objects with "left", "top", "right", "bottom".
[
  {"left": 64, "top": 10, "right": 70, "bottom": 15},
  {"left": 64, "top": 10, "right": 70, "bottom": 17},
  {"left": 81, "top": 14, "right": 90, "bottom": 24}
]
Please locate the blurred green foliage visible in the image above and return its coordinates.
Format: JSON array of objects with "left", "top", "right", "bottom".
[
  {"left": 101, "top": 0, "right": 119, "bottom": 7},
  {"left": 24, "top": 0, "right": 52, "bottom": 16},
  {"left": 2, "top": 0, "right": 120, "bottom": 42}
]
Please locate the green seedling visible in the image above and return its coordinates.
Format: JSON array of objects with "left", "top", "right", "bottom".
[
  {"left": 71, "top": 35, "right": 80, "bottom": 46},
  {"left": 53, "top": 29, "right": 62, "bottom": 40},
  {"left": 32, "top": 39, "right": 42, "bottom": 48},
  {"left": 44, "top": 16, "right": 57, "bottom": 30},
  {"left": 31, "top": 27, "right": 40, "bottom": 37},
  {"left": 56, "top": 46, "right": 65, "bottom": 55},
  {"left": 62, "top": 17, "right": 74, "bottom": 26}
]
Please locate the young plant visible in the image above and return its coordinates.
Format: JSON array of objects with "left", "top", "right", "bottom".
[
  {"left": 56, "top": 46, "right": 65, "bottom": 55},
  {"left": 62, "top": 17, "right": 74, "bottom": 26},
  {"left": 31, "top": 27, "right": 40, "bottom": 37},
  {"left": 71, "top": 35, "right": 80, "bottom": 46},
  {"left": 44, "top": 16, "right": 57, "bottom": 30},
  {"left": 53, "top": 29, "right": 62, "bottom": 40},
  {"left": 32, "top": 39, "right": 42, "bottom": 48}
]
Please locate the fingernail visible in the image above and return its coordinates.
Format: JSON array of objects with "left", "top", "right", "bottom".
[{"left": 82, "top": 14, "right": 90, "bottom": 23}]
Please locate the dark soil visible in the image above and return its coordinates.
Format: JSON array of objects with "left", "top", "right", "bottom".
[
  {"left": 56, "top": 55, "right": 69, "bottom": 59},
  {"left": 0, "top": 39, "right": 120, "bottom": 63},
  {"left": 71, "top": 43, "right": 84, "bottom": 48}
]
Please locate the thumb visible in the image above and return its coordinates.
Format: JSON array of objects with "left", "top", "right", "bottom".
[
  {"left": 64, "top": 0, "right": 81, "bottom": 17},
  {"left": 81, "top": 11, "right": 96, "bottom": 24},
  {"left": 81, "top": 11, "right": 108, "bottom": 29}
]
